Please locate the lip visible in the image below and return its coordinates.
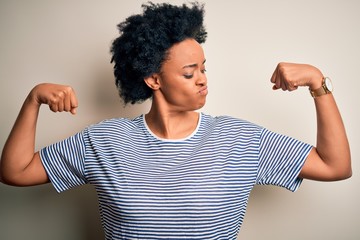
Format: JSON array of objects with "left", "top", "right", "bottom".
[{"left": 198, "top": 86, "right": 208, "bottom": 95}]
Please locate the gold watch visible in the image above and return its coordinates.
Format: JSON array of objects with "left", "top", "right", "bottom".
[{"left": 309, "top": 77, "right": 333, "bottom": 98}]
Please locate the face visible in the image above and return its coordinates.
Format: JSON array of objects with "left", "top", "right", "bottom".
[{"left": 151, "top": 38, "right": 208, "bottom": 112}]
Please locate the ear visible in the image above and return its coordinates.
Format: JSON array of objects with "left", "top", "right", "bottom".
[{"left": 144, "top": 73, "right": 161, "bottom": 90}]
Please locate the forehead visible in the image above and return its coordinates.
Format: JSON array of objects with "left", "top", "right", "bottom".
[{"left": 165, "top": 38, "right": 205, "bottom": 66}]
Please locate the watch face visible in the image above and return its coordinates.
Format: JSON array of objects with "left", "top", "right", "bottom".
[{"left": 325, "top": 77, "right": 333, "bottom": 92}]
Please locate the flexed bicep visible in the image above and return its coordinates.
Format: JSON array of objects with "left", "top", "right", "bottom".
[{"left": 1, "top": 83, "right": 78, "bottom": 186}]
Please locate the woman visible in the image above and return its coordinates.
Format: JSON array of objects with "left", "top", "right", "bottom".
[{"left": 0, "top": 2, "right": 351, "bottom": 239}]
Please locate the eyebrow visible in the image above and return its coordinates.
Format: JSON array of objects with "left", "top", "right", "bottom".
[{"left": 182, "top": 59, "right": 206, "bottom": 69}]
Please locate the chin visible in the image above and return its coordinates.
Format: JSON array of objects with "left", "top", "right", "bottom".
[
  {"left": 195, "top": 101, "right": 206, "bottom": 110},
  {"left": 183, "top": 99, "right": 206, "bottom": 112}
]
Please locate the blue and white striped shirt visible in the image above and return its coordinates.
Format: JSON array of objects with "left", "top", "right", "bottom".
[{"left": 40, "top": 113, "right": 312, "bottom": 239}]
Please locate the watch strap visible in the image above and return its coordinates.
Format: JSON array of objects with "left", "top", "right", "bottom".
[
  {"left": 310, "top": 85, "right": 327, "bottom": 98},
  {"left": 309, "top": 77, "right": 332, "bottom": 98}
]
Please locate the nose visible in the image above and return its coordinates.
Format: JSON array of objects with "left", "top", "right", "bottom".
[{"left": 196, "top": 71, "right": 207, "bottom": 86}]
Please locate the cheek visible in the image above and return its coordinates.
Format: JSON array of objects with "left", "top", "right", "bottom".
[
  {"left": 165, "top": 85, "right": 194, "bottom": 106},
  {"left": 159, "top": 74, "right": 196, "bottom": 101},
  {"left": 161, "top": 77, "right": 189, "bottom": 95}
]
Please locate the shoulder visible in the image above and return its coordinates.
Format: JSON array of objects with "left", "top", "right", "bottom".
[
  {"left": 201, "top": 113, "right": 263, "bottom": 131},
  {"left": 200, "top": 113, "right": 264, "bottom": 142},
  {"left": 85, "top": 115, "right": 143, "bottom": 137},
  {"left": 89, "top": 115, "right": 141, "bottom": 128}
]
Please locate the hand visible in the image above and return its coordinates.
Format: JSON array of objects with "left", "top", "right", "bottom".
[
  {"left": 29, "top": 83, "right": 78, "bottom": 114},
  {"left": 270, "top": 62, "right": 324, "bottom": 91}
]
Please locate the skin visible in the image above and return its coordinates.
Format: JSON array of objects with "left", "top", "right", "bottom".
[
  {"left": 144, "top": 38, "right": 208, "bottom": 139},
  {"left": 0, "top": 38, "right": 351, "bottom": 186}
]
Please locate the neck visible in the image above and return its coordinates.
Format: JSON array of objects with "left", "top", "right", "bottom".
[{"left": 145, "top": 103, "right": 199, "bottom": 140}]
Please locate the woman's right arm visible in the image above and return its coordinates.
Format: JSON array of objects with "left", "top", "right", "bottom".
[{"left": 0, "top": 83, "right": 78, "bottom": 186}]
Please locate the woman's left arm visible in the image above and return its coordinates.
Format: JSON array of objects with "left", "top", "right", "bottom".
[{"left": 271, "top": 62, "right": 351, "bottom": 181}]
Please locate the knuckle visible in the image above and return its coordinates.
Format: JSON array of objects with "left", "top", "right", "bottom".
[
  {"left": 278, "top": 62, "right": 285, "bottom": 69},
  {"left": 49, "top": 97, "right": 59, "bottom": 104},
  {"left": 278, "top": 63, "right": 288, "bottom": 74},
  {"left": 64, "top": 86, "right": 74, "bottom": 94},
  {"left": 57, "top": 91, "right": 65, "bottom": 98}
]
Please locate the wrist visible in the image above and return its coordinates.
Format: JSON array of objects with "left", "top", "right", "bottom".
[
  {"left": 27, "top": 86, "right": 43, "bottom": 107},
  {"left": 309, "top": 77, "right": 333, "bottom": 98},
  {"left": 308, "top": 73, "right": 324, "bottom": 91}
]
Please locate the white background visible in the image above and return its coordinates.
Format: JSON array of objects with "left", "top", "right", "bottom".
[{"left": 1, "top": 0, "right": 359, "bottom": 239}]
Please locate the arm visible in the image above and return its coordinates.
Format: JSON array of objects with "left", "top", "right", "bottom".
[
  {"left": 271, "top": 62, "right": 351, "bottom": 181},
  {"left": 0, "top": 83, "right": 78, "bottom": 186}
]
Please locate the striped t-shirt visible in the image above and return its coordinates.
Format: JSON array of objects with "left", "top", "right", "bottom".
[{"left": 40, "top": 113, "right": 312, "bottom": 239}]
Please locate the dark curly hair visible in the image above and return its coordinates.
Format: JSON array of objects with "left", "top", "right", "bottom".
[{"left": 110, "top": 2, "right": 207, "bottom": 104}]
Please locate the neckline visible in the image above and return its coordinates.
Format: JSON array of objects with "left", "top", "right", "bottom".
[{"left": 142, "top": 112, "right": 202, "bottom": 142}]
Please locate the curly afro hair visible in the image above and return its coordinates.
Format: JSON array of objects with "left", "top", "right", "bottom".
[{"left": 110, "top": 2, "right": 207, "bottom": 104}]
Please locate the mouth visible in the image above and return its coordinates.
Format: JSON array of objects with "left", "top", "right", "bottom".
[{"left": 198, "top": 86, "right": 208, "bottom": 95}]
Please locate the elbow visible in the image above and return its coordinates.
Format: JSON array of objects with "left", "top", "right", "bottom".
[
  {"left": 0, "top": 162, "right": 11, "bottom": 185},
  {"left": 0, "top": 177, "right": 14, "bottom": 186},
  {"left": 0, "top": 156, "right": 17, "bottom": 186},
  {"left": 325, "top": 168, "right": 352, "bottom": 182},
  {"left": 340, "top": 154, "right": 353, "bottom": 180},
  {"left": 0, "top": 166, "right": 33, "bottom": 186},
  {"left": 0, "top": 163, "right": 26, "bottom": 186},
  {"left": 332, "top": 158, "right": 352, "bottom": 181},
  {"left": 323, "top": 148, "right": 352, "bottom": 181},
  {"left": 0, "top": 174, "right": 13, "bottom": 186},
  {"left": 0, "top": 164, "right": 8, "bottom": 185},
  {"left": 0, "top": 170, "right": 19, "bottom": 186},
  {"left": 334, "top": 170, "right": 352, "bottom": 181},
  {"left": 0, "top": 172, "right": 32, "bottom": 186},
  {"left": 340, "top": 148, "right": 353, "bottom": 180},
  {"left": 339, "top": 167, "right": 352, "bottom": 180}
]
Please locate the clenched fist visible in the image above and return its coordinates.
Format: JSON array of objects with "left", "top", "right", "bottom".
[
  {"left": 270, "top": 62, "right": 324, "bottom": 91},
  {"left": 29, "top": 83, "right": 78, "bottom": 114}
]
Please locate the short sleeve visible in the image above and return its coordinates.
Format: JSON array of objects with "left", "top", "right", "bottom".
[
  {"left": 256, "top": 128, "right": 313, "bottom": 192},
  {"left": 40, "top": 131, "right": 88, "bottom": 193}
]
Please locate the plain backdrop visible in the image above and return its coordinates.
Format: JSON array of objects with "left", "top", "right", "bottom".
[{"left": 1, "top": 0, "right": 359, "bottom": 239}]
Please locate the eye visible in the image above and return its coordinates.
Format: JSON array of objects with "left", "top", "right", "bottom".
[
  {"left": 201, "top": 69, "right": 207, "bottom": 74},
  {"left": 183, "top": 74, "right": 194, "bottom": 79}
]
